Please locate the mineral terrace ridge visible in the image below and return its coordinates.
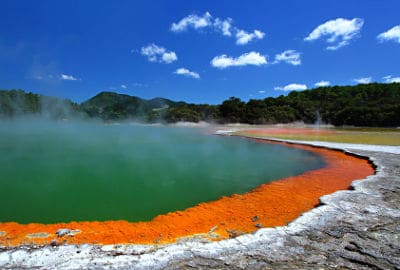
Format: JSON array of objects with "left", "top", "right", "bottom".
[{"left": 0, "top": 138, "right": 399, "bottom": 270}]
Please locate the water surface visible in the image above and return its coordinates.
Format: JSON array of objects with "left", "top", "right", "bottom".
[{"left": 0, "top": 120, "right": 325, "bottom": 223}]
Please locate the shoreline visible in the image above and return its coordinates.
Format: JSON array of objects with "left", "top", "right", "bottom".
[
  {"left": 1, "top": 138, "right": 399, "bottom": 269},
  {"left": 0, "top": 137, "right": 373, "bottom": 247}
]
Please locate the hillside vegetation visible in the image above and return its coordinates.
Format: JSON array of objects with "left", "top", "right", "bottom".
[
  {"left": 0, "top": 90, "right": 83, "bottom": 120},
  {"left": 1, "top": 83, "right": 399, "bottom": 127}
]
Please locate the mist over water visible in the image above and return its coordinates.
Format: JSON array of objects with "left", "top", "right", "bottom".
[{"left": 0, "top": 119, "right": 325, "bottom": 224}]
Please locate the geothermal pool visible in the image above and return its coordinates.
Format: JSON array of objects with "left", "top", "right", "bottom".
[{"left": 0, "top": 121, "right": 325, "bottom": 224}]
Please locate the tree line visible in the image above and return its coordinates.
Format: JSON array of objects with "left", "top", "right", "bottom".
[
  {"left": 169, "top": 82, "right": 400, "bottom": 127},
  {"left": 1, "top": 82, "right": 399, "bottom": 127}
]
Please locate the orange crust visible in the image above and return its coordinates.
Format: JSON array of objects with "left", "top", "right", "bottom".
[{"left": 0, "top": 138, "right": 374, "bottom": 247}]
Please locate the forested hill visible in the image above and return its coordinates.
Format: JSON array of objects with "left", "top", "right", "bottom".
[
  {"left": 0, "top": 82, "right": 399, "bottom": 127},
  {"left": 227, "top": 82, "right": 399, "bottom": 126},
  {"left": 0, "top": 89, "right": 83, "bottom": 119},
  {"left": 81, "top": 91, "right": 185, "bottom": 121}
]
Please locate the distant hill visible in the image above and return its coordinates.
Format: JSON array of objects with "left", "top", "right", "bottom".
[
  {"left": 1, "top": 82, "right": 399, "bottom": 126},
  {"left": 0, "top": 89, "right": 83, "bottom": 120},
  {"left": 80, "top": 91, "right": 184, "bottom": 121}
]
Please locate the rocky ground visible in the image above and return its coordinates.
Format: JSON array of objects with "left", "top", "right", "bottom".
[{"left": 0, "top": 139, "right": 399, "bottom": 270}]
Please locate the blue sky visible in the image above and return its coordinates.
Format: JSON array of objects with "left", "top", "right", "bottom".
[{"left": 1, "top": 0, "right": 399, "bottom": 104}]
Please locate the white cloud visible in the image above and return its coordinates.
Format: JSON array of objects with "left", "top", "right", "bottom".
[
  {"left": 174, "top": 68, "right": 200, "bottom": 79},
  {"left": 314, "top": 80, "right": 331, "bottom": 87},
  {"left": 211, "top": 51, "right": 267, "bottom": 69},
  {"left": 170, "top": 12, "right": 212, "bottom": 32},
  {"left": 377, "top": 25, "right": 400, "bottom": 44},
  {"left": 258, "top": 90, "right": 266, "bottom": 94},
  {"left": 353, "top": 77, "right": 372, "bottom": 84},
  {"left": 132, "top": 82, "right": 148, "bottom": 88},
  {"left": 121, "top": 84, "right": 127, "bottom": 89},
  {"left": 275, "top": 83, "right": 307, "bottom": 91},
  {"left": 383, "top": 75, "right": 400, "bottom": 83},
  {"left": 214, "top": 18, "right": 233, "bottom": 36},
  {"left": 60, "top": 74, "right": 79, "bottom": 81},
  {"left": 235, "top": 29, "right": 265, "bottom": 45},
  {"left": 140, "top": 44, "right": 177, "bottom": 64},
  {"left": 161, "top": 51, "right": 177, "bottom": 63},
  {"left": 274, "top": 50, "right": 301, "bottom": 66},
  {"left": 305, "top": 18, "right": 364, "bottom": 50},
  {"left": 171, "top": 12, "right": 264, "bottom": 45}
]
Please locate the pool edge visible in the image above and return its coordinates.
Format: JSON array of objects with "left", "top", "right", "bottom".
[{"left": 1, "top": 138, "right": 399, "bottom": 269}]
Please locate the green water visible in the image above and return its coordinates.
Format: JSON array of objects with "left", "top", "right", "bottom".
[{"left": 0, "top": 120, "right": 325, "bottom": 224}]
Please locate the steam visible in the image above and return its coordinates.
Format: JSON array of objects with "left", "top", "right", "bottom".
[
  {"left": 0, "top": 120, "right": 325, "bottom": 223},
  {"left": 314, "top": 110, "right": 324, "bottom": 126},
  {"left": 0, "top": 90, "right": 86, "bottom": 121}
]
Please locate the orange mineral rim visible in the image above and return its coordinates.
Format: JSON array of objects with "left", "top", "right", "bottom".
[{"left": 0, "top": 138, "right": 375, "bottom": 247}]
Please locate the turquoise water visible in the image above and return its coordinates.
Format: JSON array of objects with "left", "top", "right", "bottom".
[{"left": 0, "top": 120, "right": 325, "bottom": 224}]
